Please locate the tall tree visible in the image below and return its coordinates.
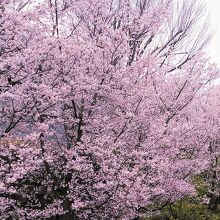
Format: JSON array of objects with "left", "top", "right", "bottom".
[{"left": 0, "top": 0, "right": 219, "bottom": 219}]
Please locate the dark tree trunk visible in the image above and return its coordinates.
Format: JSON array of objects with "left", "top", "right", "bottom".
[{"left": 45, "top": 211, "right": 79, "bottom": 220}]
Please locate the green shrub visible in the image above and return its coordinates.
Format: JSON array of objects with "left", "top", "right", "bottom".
[{"left": 145, "top": 197, "right": 220, "bottom": 220}]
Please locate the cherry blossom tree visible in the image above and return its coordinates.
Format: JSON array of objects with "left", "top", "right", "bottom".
[
  {"left": 0, "top": 0, "right": 219, "bottom": 219},
  {"left": 188, "top": 86, "right": 220, "bottom": 212}
]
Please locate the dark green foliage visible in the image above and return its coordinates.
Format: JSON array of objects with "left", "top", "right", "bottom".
[{"left": 145, "top": 175, "right": 220, "bottom": 220}]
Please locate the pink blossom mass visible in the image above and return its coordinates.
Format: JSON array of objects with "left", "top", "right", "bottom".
[{"left": 0, "top": 0, "right": 220, "bottom": 219}]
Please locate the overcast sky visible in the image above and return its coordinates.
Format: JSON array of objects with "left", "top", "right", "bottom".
[{"left": 205, "top": 0, "right": 220, "bottom": 66}]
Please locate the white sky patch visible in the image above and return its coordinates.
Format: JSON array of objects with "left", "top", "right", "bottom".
[{"left": 205, "top": 0, "right": 220, "bottom": 66}]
